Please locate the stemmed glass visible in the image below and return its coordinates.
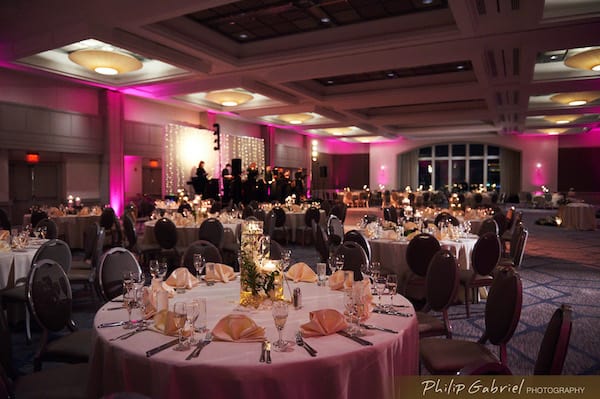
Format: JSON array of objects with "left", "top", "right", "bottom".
[
  {"left": 186, "top": 301, "right": 200, "bottom": 344},
  {"left": 193, "top": 254, "right": 206, "bottom": 278},
  {"left": 281, "top": 249, "right": 292, "bottom": 272},
  {"left": 173, "top": 302, "right": 189, "bottom": 351},
  {"left": 271, "top": 301, "right": 291, "bottom": 352},
  {"left": 375, "top": 276, "right": 386, "bottom": 308},
  {"left": 149, "top": 260, "right": 160, "bottom": 279},
  {"left": 386, "top": 274, "right": 398, "bottom": 308},
  {"left": 122, "top": 282, "right": 137, "bottom": 330}
]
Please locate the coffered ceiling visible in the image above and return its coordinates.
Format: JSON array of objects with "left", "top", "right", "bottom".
[{"left": 2, "top": 0, "right": 600, "bottom": 142}]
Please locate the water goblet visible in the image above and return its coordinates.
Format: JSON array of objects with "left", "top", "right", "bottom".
[
  {"left": 149, "top": 260, "right": 160, "bottom": 279},
  {"left": 122, "top": 286, "right": 138, "bottom": 330},
  {"left": 186, "top": 301, "right": 200, "bottom": 344},
  {"left": 271, "top": 301, "right": 291, "bottom": 352},
  {"left": 173, "top": 302, "right": 189, "bottom": 351},
  {"left": 193, "top": 297, "right": 207, "bottom": 333},
  {"left": 281, "top": 249, "right": 292, "bottom": 272},
  {"left": 316, "top": 263, "right": 327, "bottom": 286},
  {"left": 193, "top": 254, "right": 206, "bottom": 278},
  {"left": 386, "top": 274, "right": 398, "bottom": 308}
]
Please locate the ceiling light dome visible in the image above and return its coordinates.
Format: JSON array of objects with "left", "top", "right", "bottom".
[
  {"left": 543, "top": 115, "right": 580, "bottom": 124},
  {"left": 550, "top": 92, "right": 600, "bottom": 107},
  {"left": 205, "top": 90, "right": 253, "bottom": 107},
  {"left": 278, "top": 113, "right": 313, "bottom": 125},
  {"left": 68, "top": 49, "right": 142, "bottom": 75},
  {"left": 564, "top": 49, "right": 600, "bottom": 72},
  {"left": 323, "top": 127, "right": 353, "bottom": 136}
]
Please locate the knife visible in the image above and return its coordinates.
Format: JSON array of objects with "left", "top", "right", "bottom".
[
  {"left": 337, "top": 330, "right": 373, "bottom": 346},
  {"left": 97, "top": 321, "right": 125, "bottom": 328},
  {"left": 359, "top": 323, "right": 398, "bottom": 334},
  {"left": 372, "top": 308, "right": 413, "bottom": 317},
  {"left": 265, "top": 341, "right": 272, "bottom": 364},
  {"left": 145, "top": 339, "right": 179, "bottom": 357}
]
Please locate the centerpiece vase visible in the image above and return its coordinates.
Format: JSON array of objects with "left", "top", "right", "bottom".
[{"left": 239, "top": 220, "right": 264, "bottom": 307}]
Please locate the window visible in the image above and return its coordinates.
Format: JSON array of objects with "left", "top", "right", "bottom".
[{"left": 417, "top": 143, "right": 500, "bottom": 191}]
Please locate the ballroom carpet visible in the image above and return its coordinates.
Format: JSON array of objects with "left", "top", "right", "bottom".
[{"left": 7, "top": 208, "right": 600, "bottom": 376}]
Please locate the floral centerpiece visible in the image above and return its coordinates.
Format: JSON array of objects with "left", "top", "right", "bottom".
[{"left": 239, "top": 221, "right": 284, "bottom": 308}]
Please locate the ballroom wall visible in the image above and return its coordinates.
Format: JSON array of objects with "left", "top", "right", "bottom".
[{"left": 369, "top": 135, "right": 560, "bottom": 194}]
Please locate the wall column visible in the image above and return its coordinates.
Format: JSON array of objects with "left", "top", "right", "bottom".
[{"left": 102, "top": 90, "right": 125, "bottom": 215}]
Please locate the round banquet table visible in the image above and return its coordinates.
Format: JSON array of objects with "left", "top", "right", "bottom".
[
  {"left": 89, "top": 281, "right": 418, "bottom": 399},
  {"left": 0, "top": 240, "right": 46, "bottom": 289},
  {"left": 558, "top": 203, "right": 596, "bottom": 231},
  {"left": 23, "top": 214, "right": 100, "bottom": 249}
]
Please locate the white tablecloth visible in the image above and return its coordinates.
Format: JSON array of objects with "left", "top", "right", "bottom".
[
  {"left": 23, "top": 214, "right": 100, "bottom": 249},
  {"left": 89, "top": 281, "right": 418, "bottom": 399},
  {"left": 558, "top": 204, "right": 596, "bottom": 231},
  {"left": 0, "top": 243, "right": 44, "bottom": 289}
]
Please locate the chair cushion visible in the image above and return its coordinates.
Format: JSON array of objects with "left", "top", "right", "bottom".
[
  {"left": 417, "top": 312, "right": 446, "bottom": 337},
  {"left": 15, "top": 363, "right": 89, "bottom": 399},
  {"left": 44, "top": 329, "right": 93, "bottom": 363},
  {"left": 420, "top": 338, "right": 498, "bottom": 374}
]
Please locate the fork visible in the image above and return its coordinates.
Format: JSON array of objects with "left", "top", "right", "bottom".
[
  {"left": 109, "top": 325, "right": 146, "bottom": 341},
  {"left": 295, "top": 332, "right": 317, "bottom": 357},
  {"left": 186, "top": 331, "right": 213, "bottom": 360}
]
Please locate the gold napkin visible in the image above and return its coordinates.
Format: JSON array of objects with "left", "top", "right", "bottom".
[
  {"left": 153, "top": 309, "right": 190, "bottom": 336},
  {"left": 328, "top": 270, "right": 354, "bottom": 291},
  {"left": 406, "top": 231, "right": 421, "bottom": 241},
  {"left": 0, "top": 240, "right": 9, "bottom": 253},
  {"left": 78, "top": 207, "right": 90, "bottom": 216},
  {"left": 211, "top": 314, "right": 265, "bottom": 342},
  {"left": 0, "top": 230, "right": 9, "bottom": 241},
  {"left": 206, "top": 263, "right": 236, "bottom": 283},
  {"left": 300, "top": 309, "right": 348, "bottom": 337},
  {"left": 285, "top": 262, "right": 317, "bottom": 283},
  {"left": 165, "top": 267, "right": 200, "bottom": 289},
  {"left": 403, "top": 221, "right": 418, "bottom": 231},
  {"left": 48, "top": 206, "right": 63, "bottom": 217}
]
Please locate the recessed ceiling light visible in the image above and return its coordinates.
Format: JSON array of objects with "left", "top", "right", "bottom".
[
  {"left": 550, "top": 55, "right": 558, "bottom": 60},
  {"left": 422, "top": 0, "right": 434, "bottom": 4},
  {"left": 326, "top": 80, "right": 334, "bottom": 85},
  {"left": 239, "top": 33, "right": 248, "bottom": 39},
  {"left": 94, "top": 67, "right": 119, "bottom": 75},
  {"left": 386, "top": 72, "right": 396, "bottom": 78},
  {"left": 456, "top": 65, "right": 465, "bottom": 70},
  {"left": 321, "top": 17, "right": 330, "bottom": 23},
  {"left": 568, "top": 100, "right": 587, "bottom": 106}
]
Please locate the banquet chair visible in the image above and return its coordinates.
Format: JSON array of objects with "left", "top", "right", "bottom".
[
  {"left": 198, "top": 217, "right": 225, "bottom": 250},
  {"left": 254, "top": 208, "right": 266, "bottom": 222},
  {"left": 434, "top": 212, "right": 459, "bottom": 227},
  {"left": 320, "top": 200, "right": 332, "bottom": 217},
  {"left": 0, "top": 309, "right": 90, "bottom": 399},
  {"left": 121, "top": 214, "right": 160, "bottom": 268},
  {"left": 71, "top": 223, "right": 100, "bottom": 270},
  {"left": 383, "top": 207, "right": 397, "bottom": 223},
  {"left": 221, "top": 226, "right": 241, "bottom": 271},
  {"left": 180, "top": 240, "right": 223, "bottom": 275},
  {"left": 343, "top": 229, "right": 371, "bottom": 263},
  {"left": 269, "top": 240, "right": 284, "bottom": 260},
  {"left": 459, "top": 304, "right": 572, "bottom": 375},
  {"left": 0, "top": 239, "right": 72, "bottom": 343},
  {"left": 26, "top": 259, "right": 93, "bottom": 371},
  {"left": 36, "top": 218, "right": 58, "bottom": 239},
  {"left": 460, "top": 232, "right": 502, "bottom": 318},
  {"left": 492, "top": 211, "right": 508, "bottom": 237},
  {"left": 330, "top": 203, "right": 347, "bottom": 223},
  {"left": 404, "top": 233, "right": 441, "bottom": 300},
  {"left": 30, "top": 210, "right": 48, "bottom": 230},
  {"left": 0, "top": 208, "right": 10, "bottom": 231},
  {"left": 242, "top": 205, "right": 255, "bottom": 220},
  {"left": 97, "top": 247, "right": 142, "bottom": 301},
  {"left": 154, "top": 217, "right": 181, "bottom": 269},
  {"left": 68, "top": 223, "right": 105, "bottom": 296},
  {"left": 297, "top": 207, "right": 321, "bottom": 246},
  {"left": 334, "top": 241, "right": 368, "bottom": 281},
  {"left": 501, "top": 211, "right": 522, "bottom": 253},
  {"left": 100, "top": 207, "right": 123, "bottom": 248},
  {"left": 498, "top": 223, "right": 528, "bottom": 269},
  {"left": 419, "top": 267, "right": 522, "bottom": 374},
  {"left": 314, "top": 224, "right": 330, "bottom": 263},
  {"left": 417, "top": 249, "right": 459, "bottom": 339},
  {"left": 268, "top": 207, "right": 288, "bottom": 245},
  {"left": 477, "top": 218, "right": 498, "bottom": 236},
  {"left": 327, "top": 215, "right": 344, "bottom": 247}
]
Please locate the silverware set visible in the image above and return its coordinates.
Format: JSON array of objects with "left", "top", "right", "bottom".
[
  {"left": 359, "top": 324, "right": 398, "bottom": 334},
  {"left": 109, "top": 325, "right": 148, "bottom": 341},
  {"left": 295, "top": 332, "right": 317, "bottom": 357},
  {"left": 372, "top": 308, "right": 413, "bottom": 317},
  {"left": 337, "top": 330, "right": 373, "bottom": 346},
  {"left": 186, "top": 332, "right": 213, "bottom": 360}
]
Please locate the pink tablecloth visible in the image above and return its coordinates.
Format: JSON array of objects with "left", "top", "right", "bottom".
[{"left": 89, "top": 282, "right": 418, "bottom": 399}]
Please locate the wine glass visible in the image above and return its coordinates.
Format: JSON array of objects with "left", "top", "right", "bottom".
[
  {"left": 193, "top": 254, "right": 206, "bottom": 278},
  {"left": 122, "top": 285, "right": 138, "bottom": 330},
  {"left": 386, "top": 274, "right": 398, "bottom": 308},
  {"left": 149, "top": 260, "right": 159, "bottom": 279},
  {"left": 173, "top": 302, "right": 188, "bottom": 351},
  {"left": 271, "top": 301, "right": 291, "bottom": 352},
  {"left": 281, "top": 249, "right": 292, "bottom": 272},
  {"left": 186, "top": 301, "right": 200, "bottom": 344},
  {"left": 158, "top": 261, "right": 168, "bottom": 281},
  {"left": 375, "top": 276, "right": 386, "bottom": 308}
]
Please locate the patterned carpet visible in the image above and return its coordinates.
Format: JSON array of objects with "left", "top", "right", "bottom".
[{"left": 7, "top": 208, "right": 600, "bottom": 376}]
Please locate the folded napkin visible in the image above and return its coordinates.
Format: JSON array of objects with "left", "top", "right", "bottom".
[
  {"left": 0, "top": 230, "right": 9, "bottom": 241},
  {"left": 153, "top": 309, "right": 190, "bottom": 336},
  {"left": 206, "top": 263, "right": 236, "bottom": 283},
  {"left": 285, "top": 262, "right": 317, "bottom": 283},
  {"left": 212, "top": 314, "right": 265, "bottom": 342},
  {"left": 165, "top": 267, "right": 200, "bottom": 289},
  {"left": 0, "top": 240, "right": 9, "bottom": 253},
  {"left": 48, "top": 206, "right": 64, "bottom": 217},
  {"left": 403, "top": 221, "right": 418, "bottom": 231},
  {"left": 406, "top": 231, "right": 421, "bottom": 241},
  {"left": 300, "top": 309, "right": 348, "bottom": 337},
  {"left": 328, "top": 270, "right": 354, "bottom": 291},
  {"left": 78, "top": 207, "right": 90, "bottom": 216},
  {"left": 142, "top": 281, "right": 172, "bottom": 317}
]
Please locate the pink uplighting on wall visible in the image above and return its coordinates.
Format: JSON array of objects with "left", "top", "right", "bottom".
[
  {"left": 378, "top": 164, "right": 388, "bottom": 187},
  {"left": 533, "top": 161, "right": 545, "bottom": 186}
]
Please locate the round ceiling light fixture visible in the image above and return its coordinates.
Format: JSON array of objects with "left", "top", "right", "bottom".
[
  {"left": 564, "top": 48, "right": 600, "bottom": 72},
  {"left": 68, "top": 49, "right": 142, "bottom": 75},
  {"left": 322, "top": 127, "right": 353, "bottom": 136},
  {"left": 277, "top": 113, "right": 313, "bottom": 125},
  {"left": 543, "top": 115, "right": 580, "bottom": 124},
  {"left": 550, "top": 92, "right": 600, "bottom": 106},
  {"left": 205, "top": 90, "right": 254, "bottom": 107}
]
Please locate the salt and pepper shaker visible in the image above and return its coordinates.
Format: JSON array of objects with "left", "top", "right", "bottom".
[{"left": 293, "top": 288, "right": 302, "bottom": 309}]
